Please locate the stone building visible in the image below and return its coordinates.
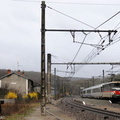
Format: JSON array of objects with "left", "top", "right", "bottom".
[{"left": 0, "top": 70, "right": 34, "bottom": 95}]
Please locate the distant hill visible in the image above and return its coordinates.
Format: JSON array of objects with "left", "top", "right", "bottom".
[
  {"left": 24, "top": 71, "right": 41, "bottom": 83},
  {"left": 0, "top": 69, "right": 7, "bottom": 77},
  {"left": 70, "top": 77, "right": 89, "bottom": 81},
  {"left": 0, "top": 69, "right": 89, "bottom": 84}
]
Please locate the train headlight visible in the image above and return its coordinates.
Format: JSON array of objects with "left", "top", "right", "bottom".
[{"left": 111, "top": 91, "right": 115, "bottom": 94}]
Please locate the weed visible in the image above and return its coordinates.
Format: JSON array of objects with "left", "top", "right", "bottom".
[{"left": 2, "top": 102, "right": 40, "bottom": 120}]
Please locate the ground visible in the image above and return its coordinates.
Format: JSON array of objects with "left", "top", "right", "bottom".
[
  {"left": 23, "top": 100, "right": 76, "bottom": 120},
  {"left": 22, "top": 97, "right": 120, "bottom": 120}
]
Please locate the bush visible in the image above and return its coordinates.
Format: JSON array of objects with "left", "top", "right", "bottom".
[
  {"left": 28, "top": 92, "right": 38, "bottom": 100},
  {"left": 5, "top": 92, "right": 17, "bottom": 99},
  {"left": 23, "top": 92, "right": 38, "bottom": 100},
  {"left": 23, "top": 94, "right": 28, "bottom": 99}
]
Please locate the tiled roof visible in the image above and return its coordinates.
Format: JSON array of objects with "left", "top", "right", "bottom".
[{"left": 0, "top": 72, "right": 34, "bottom": 83}]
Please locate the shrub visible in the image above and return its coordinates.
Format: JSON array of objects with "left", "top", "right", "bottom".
[
  {"left": 23, "top": 94, "right": 28, "bottom": 99},
  {"left": 28, "top": 92, "right": 38, "bottom": 100},
  {"left": 5, "top": 92, "right": 17, "bottom": 99},
  {"left": 23, "top": 92, "right": 38, "bottom": 100}
]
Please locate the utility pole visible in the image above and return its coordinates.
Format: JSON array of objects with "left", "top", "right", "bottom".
[
  {"left": 40, "top": 2, "right": 117, "bottom": 115},
  {"left": 47, "top": 53, "right": 51, "bottom": 103},
  {"left": 54, "top": 68, "right": 57, "bottom": 100},
  {"left": 92, "top": 76, "right": 94, "bottom": 86},
  {"left": 41, "top": 1, "right": 46, "bottom": 116},
  {"left": 57, "top": 76, "right": 60, "bottom": 98},
  {"left": 103, "top": 70, "right": 105, "bottom": 83}
]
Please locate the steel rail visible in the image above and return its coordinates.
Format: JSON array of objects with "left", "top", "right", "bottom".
[{"left": 62, "top": 97, "right": 120, "bottom": 119}]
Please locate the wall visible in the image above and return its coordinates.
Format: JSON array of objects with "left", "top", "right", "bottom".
[{"left": 1, "top": 74, "right": 27, "bottom": 95}]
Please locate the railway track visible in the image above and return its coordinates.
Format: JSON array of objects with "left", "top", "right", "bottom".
[{"left": 61, "top": 97, "right": 120, "bottom": 120}]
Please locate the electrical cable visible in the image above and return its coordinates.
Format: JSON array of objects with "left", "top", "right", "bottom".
[
  {"left": 72, "top": 19, "right": 120, "bottom": 79},
  {"left": 71, "top": 11, "right": 120, "bottom": 65},
  {"left": 69, "top": 32, "right": 118, "bottom": 78},
  {"left": 51, "top": 54, "right": 69, "bottom": 63},
  {"left": 67, "top": 34, "right": 116, "bottom": 79},
  {"left": 51, "top": 54, "right": 75, "bottom": 78},
  {"left": 95, "top": 11, "right": 120, "bottom": 29},
  {"left": 71, "top": 34, "right": 88, "bottom": 63},
  {"left": 47, "top": 6, "right": 119, "bottom": 65},
  {"left": 70, "top": 11, "right": 120, "bottom": 77},
  {"left": 13, "top": 0, "right": 40, "bottom": 2},
  {"left": 74, "top": 41, "right": 104, "bottom": 47},
  {"left": 75, "top": 35, "right": 120, "bottom": 78},
  {"left": 46, "top": 1, "right": 120, "bottom": 6},
  {"left": 113, "top": 22, "right": 120, "bottom": 30},
  {"left": 47, "top": 6, "right": 95, "bottom": 29},
  {"left": 47, "top": 6, "right": 120, "bottom": 79}
]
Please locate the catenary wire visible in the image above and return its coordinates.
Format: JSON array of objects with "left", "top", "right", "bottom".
[
  {"left": 47, "top": 6, "right": 120, "bottom": 64},
  {"left": 47, "top": 6, "right": 95, "bottom": 29},
  {"left": 70, "top": 11, "right": 120, "bottom": 66},
  {"left": 46, "top": 1, "right": 120, "bottom": 6},
  {"left": 69, "top": 31, "right": 119, "bottom": 78},
  {"left": 95, "top": 11, "right": 120, "bottom": 29},
  {"left": 47, "top": 6, "right": 120, "bottom": 79},
  {"left": 69, "top": 11, "right": 120, "bottom": 78}
]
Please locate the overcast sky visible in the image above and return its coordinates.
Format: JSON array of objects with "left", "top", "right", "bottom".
[{"left": 1, "top": 0, "right": 120, "bottom": 79}]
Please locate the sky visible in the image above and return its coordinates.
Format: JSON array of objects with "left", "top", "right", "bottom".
[{"left": 1, "top": 0, "right": 120, "bottom": 79}]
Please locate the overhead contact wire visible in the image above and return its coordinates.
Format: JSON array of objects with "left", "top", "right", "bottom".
[
  {"left": 95, "top": 11, "right": 120, "bottom": 29},
  {"left": 47, "top": 6, "right": 120, "bottom": 79},
  {"left": 47, "top": 6, "right": 95, "bottom": 29},
  {"left": 71, "top": 11, "right": 120, "bottom": 64}
]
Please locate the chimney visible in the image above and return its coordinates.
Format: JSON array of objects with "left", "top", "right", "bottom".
[
  {"left": 17, "top": 70, "right": 21, "bottom": 74},
  {"left": 21, "top": 71, "right": 25, "bottom": 76},
  {"left": 7, "top": 69, "right": 11, "bottom": 74}
]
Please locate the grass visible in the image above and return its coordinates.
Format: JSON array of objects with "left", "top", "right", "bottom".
[
  {"left": 5, "top": 109, "right": 34, "bottom": 120},
  {"left": 1, "top": 101, "right": 40, "bottom": 120}
]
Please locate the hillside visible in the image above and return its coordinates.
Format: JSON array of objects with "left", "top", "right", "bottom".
[{"left": 0, "top": 69, "right": 7, "bottom": 77}]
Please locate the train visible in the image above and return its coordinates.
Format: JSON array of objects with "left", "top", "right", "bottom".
[{"left": 81, "top": 81, "right": 120, "bottom": 100}]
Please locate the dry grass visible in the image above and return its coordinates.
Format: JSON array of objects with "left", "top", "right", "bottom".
[
  {"left": 1, "top": 100, "right": 40, "bottom": 120},
  {"left": 2, "top": 103, "right": 29, "bottom": 115}
]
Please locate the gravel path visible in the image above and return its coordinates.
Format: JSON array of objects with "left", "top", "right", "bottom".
[
  {"left": 23, "top": 107, "right": 57, "bottom": 120},
  {"left": 23, "top": 100, "right": 76, "bottom": 120},
  {"left": 22, "top": 98, "right": 120, "bottom": 120}
]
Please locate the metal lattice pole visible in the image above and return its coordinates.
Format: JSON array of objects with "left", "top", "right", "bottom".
[
  {"left": 41, "top": 1, "right": 46, "bottom": 116},
  {"left": 47, "top": 53, "right": 51, "bottom": 103}
]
